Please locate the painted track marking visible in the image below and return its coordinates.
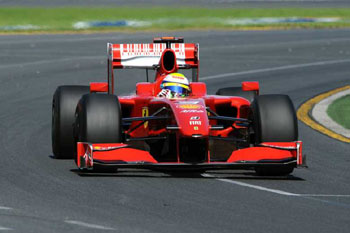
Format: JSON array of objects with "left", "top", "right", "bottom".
[
  {"left": 202, "top": 174, "right": 350, "bottom": 197},
  {"left": 201, "top": 37, "right": 350, "bottom": 51},
  {"left": 0, "top": 56, "right": 103, "bottom": 70},
  {"left": 200, "top": 57, "right": 350, "bottom": 143},
  {"left": 297, "top": 85, "right": 350, "bottom": 143},
  {"left": 201, "top": 59, "right": 350, "bottom": 80},
  {"left": 0, "top": 206, "right": 14, "bottom": 230},
  {"left": 65, "top": 220, "right": 115, "bottom": 230},
  {"left": 0, "top": 226, "right": 12, "bottom": 231},
  {"left": 312, "top": 88, "right": 350, "bottom": 138}
]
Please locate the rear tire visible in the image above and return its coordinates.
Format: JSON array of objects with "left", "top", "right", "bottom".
[
  {"left": 251, "top": 94, "right": 298, "bottom": 176},
  {"left": 75, "top": 94, "right": 122, "bottom": 172},
  {"left": 52, "top": 85, "right": 89, "bottom": 159},
  {"left": 216, "top": 87, "right": 256, "bottom": 102}
]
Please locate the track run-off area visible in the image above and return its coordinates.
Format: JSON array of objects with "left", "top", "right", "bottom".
[
  {"left": 1, "top": 0, "right": 350, "bottom": 8},
  {"left": 0, "top": 30, "right": 349, "bottom": 232}
]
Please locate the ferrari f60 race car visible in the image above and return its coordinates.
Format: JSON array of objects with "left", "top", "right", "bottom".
[{"left": 52, "top": 37, "right": 304, "bottom": 175}]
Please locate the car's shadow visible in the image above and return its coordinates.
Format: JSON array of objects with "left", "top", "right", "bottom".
[
  {"left": 49, "top": 155, "right": 304, "bottom": 181},
  {"left": 48, "top": 154, "right": 72, "bottom": 160},
  {"left": 49, "top": 152, "right": 305, "bottom": 181},
  {"left": 70, "top": 168, "right": 305, "bottom": 181}
]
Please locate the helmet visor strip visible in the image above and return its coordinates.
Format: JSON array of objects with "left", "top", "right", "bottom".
[{"left": 161, "top": 82, "right": 191, "bottom": 96}]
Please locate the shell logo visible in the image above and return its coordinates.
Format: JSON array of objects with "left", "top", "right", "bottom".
[
  {"left": 173, "top": 75, "right": 185, "bottom": 80},
  {"left": 179, "top": 104, "right": 201, "bottom": 109}
]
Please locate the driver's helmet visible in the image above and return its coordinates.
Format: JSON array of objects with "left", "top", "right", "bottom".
[{"left": 159, "top": 73, "right": 191, "bottom": 98}]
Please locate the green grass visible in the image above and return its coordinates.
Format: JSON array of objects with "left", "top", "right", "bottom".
[
  {"left": 1, "top": 7, "right": 350, "bottom": 33},
  {"left": 327, "top": 95, "right": 350, "bottom": 129}
]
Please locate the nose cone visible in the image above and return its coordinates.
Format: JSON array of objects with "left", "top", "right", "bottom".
[{"left": 172, "top": 99, "right": 209, "bottom": 137}]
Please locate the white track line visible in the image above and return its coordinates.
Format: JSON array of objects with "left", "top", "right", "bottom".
[
  {"left": 201, "top": 59, "right": 350, "bottom": 80},
  {"left": 201, "top": 37, "right": 350, "bottom": 51},
  {"left": 227, "top": 0, "right": 341, "bottom": 2},
  {"left": 65, "top": 220, "right": 114, "bottom": 230},
  {"left": 0, "top": 34, "right": 136, "bottom": 45},
  {"left": 218, "top": 177, "right": 298, "bottom": 196},
  {"left": 0, "top": 226, "right": 12, "bottom": 231},
  {"left": 0, "top": 56, "right": 104, "bottom": 70},
  {"left": 202, "top": 174, "right": 350, "bottom": 197},
  {"left": 298, "top": 194, "right": 350, "bottom": 197},
  {"left": 0, "top": 206, "right": 12, "bottom": 210}
]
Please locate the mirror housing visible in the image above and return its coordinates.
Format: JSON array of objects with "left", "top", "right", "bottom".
[
  {"left": 90, "top": 82, "right": 108, "bottom": 93},
  {"left": 242, "top": 81, "right": 259, "bottom": 95}
]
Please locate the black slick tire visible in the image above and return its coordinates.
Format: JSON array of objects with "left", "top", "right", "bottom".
[
  {"left": 251, "top": 94, "right": 298, "bottom": 176},
  {"left": 252, "top": 94, "right": 298, "bottom": 143},
  {"left": 75, "top": 94, "right": 122, "bottom": 143},
  {"left": 75, "top": 94, "right": 122, "bottom": 172},
  {"left": 52, "top": 85, "right": 89, "bottom": 159}
]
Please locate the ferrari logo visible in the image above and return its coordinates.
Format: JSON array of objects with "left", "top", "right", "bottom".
[{"left": 142, "top": 107, "right": 149, "bottom": 128}]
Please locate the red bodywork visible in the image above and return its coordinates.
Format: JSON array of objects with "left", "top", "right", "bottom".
[{"left": 77, "top": 37, "right": 304, "bottom": 171}]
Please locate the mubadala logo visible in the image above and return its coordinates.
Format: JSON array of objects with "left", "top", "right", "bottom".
[
  {"left": 190, "top": 116, "right": 200, "bottom": 120},
  {"left": 180, "top": 110, "right": 204, "bottom": 113}
]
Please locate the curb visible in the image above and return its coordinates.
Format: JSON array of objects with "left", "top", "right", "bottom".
[{"left": 297, "top": 85, "right": 350, "bottom": 143}]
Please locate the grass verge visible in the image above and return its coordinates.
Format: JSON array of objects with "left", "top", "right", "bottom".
[
  {"left": 327, "top": 95, "right": 350, "bottom": 129},
  {"left": 1, "top": 7, "right": 350, "bottom": 33}
]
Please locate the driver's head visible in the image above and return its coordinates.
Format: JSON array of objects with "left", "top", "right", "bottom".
[{"left": 160, "top": 73, "right": 191, "bottom": 97}]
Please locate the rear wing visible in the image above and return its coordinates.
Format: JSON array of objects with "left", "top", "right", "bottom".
[
  {"left": 108, "top": 43, "right": 199, "bottom": 69},
  {"left": 107, "top": 38, "right": 199, "bottom": 93}
]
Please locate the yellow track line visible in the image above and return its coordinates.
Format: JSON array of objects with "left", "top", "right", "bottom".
[{"left": 297, "top": 85, "right": 350, "bottom": 143}]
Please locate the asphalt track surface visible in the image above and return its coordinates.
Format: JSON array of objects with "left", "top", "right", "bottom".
[
  {"left": 0, "top": 30, "right": 350, "bottom": 232},
  {"left": 1, "top": 0, "right": 350, "bottom": 8}
]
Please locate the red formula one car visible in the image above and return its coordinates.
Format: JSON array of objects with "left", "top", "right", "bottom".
[{"left": 52, "top": 37, "right": 304, "bottom": 175}]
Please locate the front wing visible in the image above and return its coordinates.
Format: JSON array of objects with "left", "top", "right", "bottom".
[{"left": 77, "top": 141, "right": 304, "bottom": 171}]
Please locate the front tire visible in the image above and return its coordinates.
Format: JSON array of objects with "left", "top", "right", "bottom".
[
  {"left": 252, "top": 94, "right": 298, "bottom": 143},
  {"left": 75, "top": 93, "right": 122, "bottom": 143},
  {"left": 75, "top": 94, "right": 122, "bottom": 172},
  {"left": 251, "top": 94, "right": 298, "bottom": 176}
]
